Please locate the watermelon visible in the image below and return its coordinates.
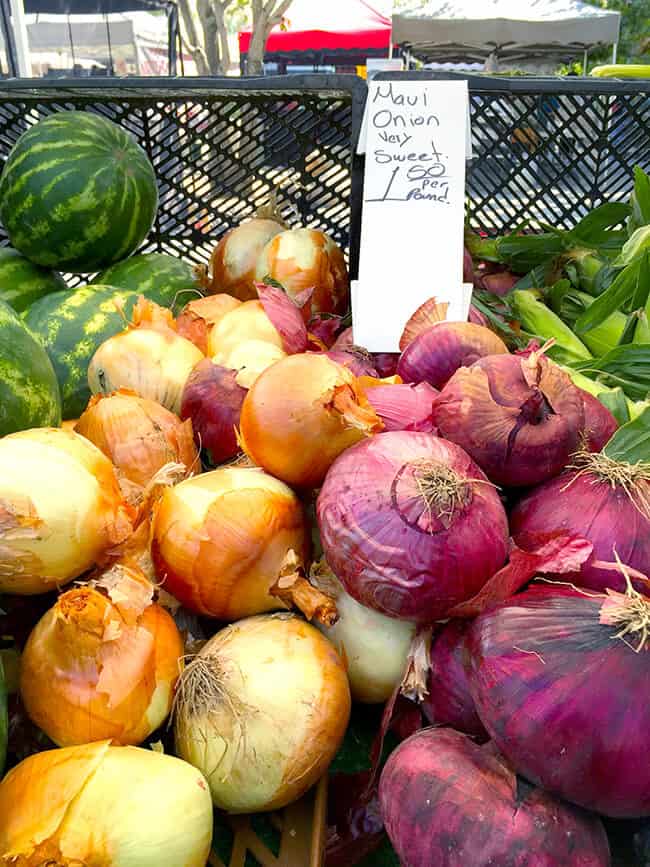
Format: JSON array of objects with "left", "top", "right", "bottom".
[
  {"left": 92, "top": 252, "right": 202, "bottom": 313},
  {"left": 0, "top": 298, "right": 61, "bottom": 436},
  {"left": 24, "top": 285, "right": 140, "bottom": 420},
  {"left": 0, "top": 111, "right": 158, "bottom": 273},
  {"left": 0, "top": 247, "right": 67, "bottom": 312}
]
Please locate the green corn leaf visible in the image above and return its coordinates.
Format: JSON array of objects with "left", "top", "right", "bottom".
[
  {"left": 629, "top": 251, "right": 650, "bottom": 312},
  {"left": 603, "top": 405, "right": 650, "bottom": 463},
  {"left": 575, "top": 344, "right": 650, "bottom": 401},
  {"left": 574, "top": 259, "right": 642, "bottom": 334},
  {"left": 597, "top": 387, "right": 631, "bottom": 426},
  {"left": 612, "top": 225, "right": 650, "bottom": 268},
  {"left": 618, "top": 311, "right": 641, "bottom": 347},
  {"left": 628, "top": 167, "right": 650, "bottom": 236},
  {"left": 510, "top": 290, "right": 592, "bottom": 361},
  {"left": 569, "top": 202, "right": 631, "bottom": 246},
  {"left": 496, "top": 233, "right": 570, "bottom": 272}
]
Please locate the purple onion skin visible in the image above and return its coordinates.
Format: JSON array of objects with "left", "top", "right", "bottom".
[
  {"left": 581, "top": 390, "right": 618, "bottom": 452},
  {"left": 511, "top": 469, "right": 650, "bottom": 587},
  {"left": 379, "top": 727, "right": 611, "bottom": 867},
  {"left": 434, "top": 354, "right": 585, "bottom": 487},
  {"left": 397, "top": 322, "right": 508, "bottom": 390},
  {"left": 180, "top": 359, "right": 246, "bottom": 464},
  {"left": 468, "top": 585, "right": 650, "bottom": 818},
  {"left": 372, "top": 352, "right": 400, "bottom": 378},
  {"left": 422, "top": 620, "right": 487, "bottom": 739},
  {"left": 317, "top": 431, "right": 509, "bottom": 623},
  {"left": 322, "top": 349, "right": 378, "bottom": 378},
  {"left": 365, "top": 382, "right": 437, "bottom": 433}
]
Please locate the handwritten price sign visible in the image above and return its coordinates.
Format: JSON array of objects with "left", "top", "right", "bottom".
[{"left": 353, "top": 80, "right": 470, "bottom": 352}]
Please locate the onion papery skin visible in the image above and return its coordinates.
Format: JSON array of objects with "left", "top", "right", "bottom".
[
  {"left": 0, "top": 428, "right": 133, "bottom": 594},
  {"left": 180, "top": 359, "right": 247, "bottom": 464},
  {"left": 379, "top": 727, "right": 610, "bottom": 867},
  {"left": 434, "top": 354, "right": 585, "bottom": 487},
  {"left": 206, "top": 298, "right": 284, "bottom": 358},
  {"left": 322, "top": 349, "right": 378, "bottom": 377},
  {"left": 240, "top": 354, "right": 383, "bottom": 488},
  {"left": 331, "top": 327, "right": 399, "bottom": 378},
  {"left": 207, "top": 218, "right": 284, "bottom": 300},
  {"left": 88, "top": 327, "right": 204, "bottom": 415},
  {"left": 174, "top": 613, "right": 351, "bottom": 813},
  {"left": 0, "top": 740, "right": 213, "bottom": 866},
  {"left": 511, "top": 467, "right": 650, "bottom": 588},
  {"left": 422, "top": 620, "right": 487, "bottom": 739},
  {"left": 315, "top": 575, "right": 416, "bottom": 703},
  {"left": 317, "top": 431, "right": 509, "bottom": 622},
  {"left": 75, "top": 390, "right": 198, "bottom": 488},
  {"left": 255, "top": 228, "right": 349, "bottom": 314},
  {"left": 469, "top": 585, "right": 650, "bottom": 817},
  {"left": 581, "top": 390, "right": 618, "bottom": 452},
  {"left": 151, "top": 467, "right": 309, "bottom": 619},
  {"left": 20, "top": 572, "right": 183, "bottom": 747},
  {"left": 176, "top": 294, "right": 241, "bottom": 354},
  {"left": 397, "top": 322, "right": 508, "bottom": 390},
  {"left": 364, "top": 382, "right": 437, "bottom": 432}
]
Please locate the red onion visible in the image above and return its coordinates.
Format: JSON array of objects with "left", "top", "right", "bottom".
[
  {"left": 511, "top": 450, "right": 650, "bottom": 590},
  {"left": 434, "top": 349, "right": 585, "bottom": 487},
  {"left": 256, "top": 282, "right": 309, "bottom": 353},
  {"left": 317, "top": 431, "right": 509, "bottom": 623},
  {"left": 322, "top": 349, "right": 378, "bottom": 378},
  {"left": 331, "top": 326, "right": 399, "bottom": 379},
  {"left": 379, "top": 728, "right": 611, "bottom": 867},
  {"left": 469, "top": 582, "right": 650, "bottom": 817},
  {"left": 180, "top": 359, "right": 246, "bottom": 464},
  {"left": 308, "top": 313, "right": 343, "bottom": 348},
  {"left": 463, "top": 245, "right": 474, "bottom": 283},
  {"left": 364, "top": 382, "right": 437, "bottom": 432},
  {"left": 480, "top": 270, "right": 519, "bottom": 296},
  {"left": 422, "top": 621, "right": 486, "bottom": 739},
  {"left": 581, "top": 390, "right": 618, "bottom": 452}
]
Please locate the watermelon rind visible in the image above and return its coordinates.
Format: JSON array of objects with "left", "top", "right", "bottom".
[
  {"left": 0, "top": 111, "right": 158, "bottom": 273},
  {"left": 0, "top": 246, "right": 67, "bottom": 312},
  {"left": 24, "top": 285, "right": 140, "bottom": 420},
  {"left": 92, "top": 252, "right": 202, "bottom": 313},
  {"left": 0, "top": 298, "right": 61, "bottom": 436}
]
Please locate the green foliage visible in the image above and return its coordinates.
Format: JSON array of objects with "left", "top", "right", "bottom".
[{"left": 584, "top": 0, "right": 650, "bottom": 63}]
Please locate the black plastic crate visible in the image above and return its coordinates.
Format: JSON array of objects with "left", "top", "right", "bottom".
[
  {"left": 373, "top": 72, "right": 650, "bottom": 235},
  {"left": 0, "top": 75, "right": 366, "bottom": 283}
]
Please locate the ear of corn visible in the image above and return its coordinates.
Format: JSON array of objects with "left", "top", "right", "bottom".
[{"left": 510, "top": 290, "right": 592, "bottom": 362}]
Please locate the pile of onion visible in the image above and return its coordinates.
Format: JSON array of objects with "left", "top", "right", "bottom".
[
  {"left": 151, "top": 466, "right": 308, "bottom": 619},
  {"left": 317, "top": 431, "right": 509, "bottom": 622},
  {"left": 469, "top": 580, "right": 650, "bottom": 817},
  {"left": 20, "top": 562, "right": 183, "bottom": 747},
  {"left": 88, "top": 297, "right": 204, "bottom": 414},
  {"left": 75, "top": 390, "right": 198, "bottom": 494},
  {"left": 396, "top": 298, "right": 508, "bottom": 389},
  {"left": 362, "top": 378, "right": 437, "bottom": 433},
  {"left": 174, "top": 612, "right": 351, "bottom": 813},
  {"left": 310, "top": 559, "right": 416, "bottom": 703},
  {"left": 203, "top": 216, "right": 284, "bottom": 300},
  {"left": 433, "top": 344, "right": 585, "bottom": 487},
  {"left": 511, "top": 450, "right": 650, "bottom": 592},
  {"left": 176, "top": 293, "right": 241, "bottom": 354},
  {"left": 332, "top": 326, "right": 399, "bottom": 378},
  {"left": 379, "top": 728, "right": 610, "bottom": 867},
  {"left": 240, "top": 354, "right": 383, "bottom": 488},
  {"left": 0, "top": 427, "right": 133, "bottom": 594},
  {"left": 0, "top": 740, "right": 213, "bottom": 866}
]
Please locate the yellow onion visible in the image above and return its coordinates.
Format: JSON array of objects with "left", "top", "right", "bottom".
[
  {"left": 255, "top": 227, "right": 349, "bottom": 314},
  {"left": 176, "top": 293, "right": 241, "bottom": 354},
  {"left": 205, "top": 217, "right": 284, "bottom": 300},
  {"left": 174, "top": 612, "right": 351, "bottom": 813},
  {"left": 311, "top": 560, "right": 416, "bottom": 703},
  {"left": 88, "top": 298, "right": 204, "bottom": 414},
  {"left": 206, "top": 298, "right": 284, "bottom": 357},
  {"left": 20, "top": 562, "right": 183, "bottom": 747},
  {"left": 75, "top": 390, "right": 198, "bottom": 491},
  {"left": 0, "top": 428, "right": 133, "bottom": 595},
  {"left": 240, "top": 353, "right": 383, "bottom": 488},
  {"left": 213, "top": 338, "right": 287, "bottom": 388},
  {"left": 151, "top": 467, "right": 309, "bottom": 618},
  {"left": 0, "top": 740, "right": 213, "bottom": 866}
]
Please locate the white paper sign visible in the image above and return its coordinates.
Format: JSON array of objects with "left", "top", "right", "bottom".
[{"left": 353, "top": 80, "right": 470, "bottom": 352}]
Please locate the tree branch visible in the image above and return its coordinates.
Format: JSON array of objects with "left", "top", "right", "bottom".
[{"left": 177, "top": 0, "right": 210, "bottom": 75}]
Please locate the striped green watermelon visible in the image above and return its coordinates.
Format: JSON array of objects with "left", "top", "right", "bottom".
[
  {"left": 24, "top": 285, "right": 140, "bottom": 420},
  {"left": 0, "top": 246, "right": 67, "bottom": 312},
  {"left": 0, "top": 298, "right": 61, "bottom": 436},
  {"left": 0, "top": 111, "right": 158, "bottom": 273},
  {"left": 92, "top": 252, "right": 202, "bottom": 313}
]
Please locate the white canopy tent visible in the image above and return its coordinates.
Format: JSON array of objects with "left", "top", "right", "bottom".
[{"left": 392, "top": 0, "right": 622, "bottom": 67}]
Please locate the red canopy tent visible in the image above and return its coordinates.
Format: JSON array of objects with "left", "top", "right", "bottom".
[{"left": 238, "top": 0, "right": 392, "bottom": 73}]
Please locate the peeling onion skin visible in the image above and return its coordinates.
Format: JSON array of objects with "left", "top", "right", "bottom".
[
  {"left": 379, "top": 728, "right": 611, "bottom": 867},
  {"left": 433, "top": 354, "right": 585, "bottom": 487},
  {"left": 206, "top": 218, "right": 284, "bottom": 301},
  {"left": 422, "top": 620, "right": 487, "bottom": 739},
  {"left": 151, "top": 467, "right": 309, "bottom": 619},
  {"left": 468, "top": 585, "right": 650, "bottom": 818},
  {"left": 0, "top": 741, "right": 214, "bottom": 866},
  {"left": 317, "top": 431, "right": 509, "bottom": 623},
  {"left": 20, "top": 577, "right": 183, "bottom": 747},
  {"left": 397, "top": 322, "right": 508, "bottom": 390},
  {"left": 174, "top": 613, "right": 351, "bottom": 814}
]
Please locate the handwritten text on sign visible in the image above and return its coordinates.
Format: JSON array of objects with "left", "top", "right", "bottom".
[{"left": 353, "top": 80, "right": 469, "bottom": 352}]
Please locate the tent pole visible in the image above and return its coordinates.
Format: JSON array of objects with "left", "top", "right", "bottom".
[
  {"left": 0, "top": 0, "right": 19, "bottom": 76},
  {"left": 612, "top": 41, "right": 618, "bottom": 63},
  {"left": 167, "top": 2, "right": 178, "bottom": 75},
  {"left": 8, "top": 0, "right": 30, "bottom": 76},
  {"left": 583, "top": 48, "right": 588, "bottom": 74}
]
